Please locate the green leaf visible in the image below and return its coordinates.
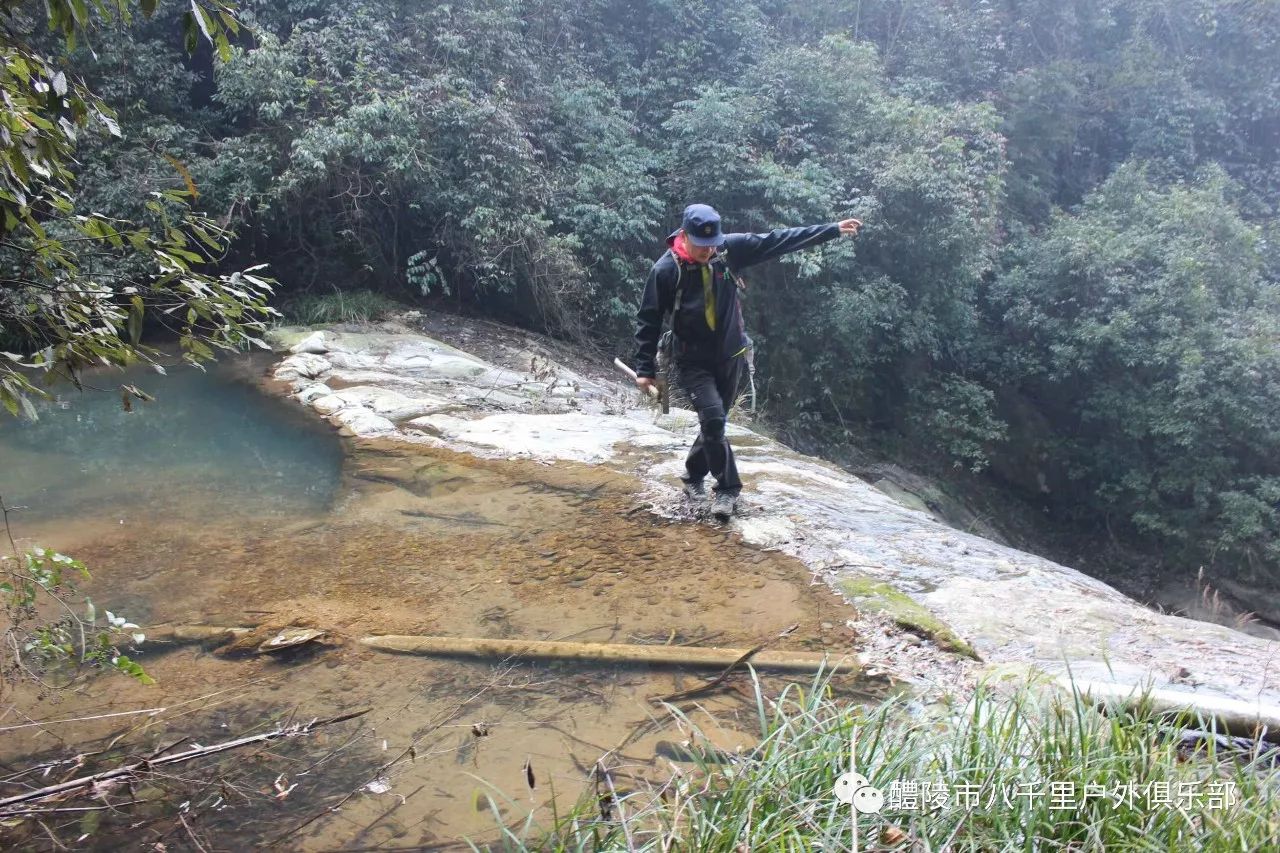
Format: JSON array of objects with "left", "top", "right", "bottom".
[
  {"left": 215, "top": 31, "right": 231, "bottom": 63},
  {"left": 122, "top": 384, "right": 155, "bottom": 403},
  {"left": 190, "top": 2, "right": 213, "bottom": 42},
  {"left": 78, "top": 807, "right": 101, "bottom": 838},
  {"left": 170, "top": 247, "right": 205, "bottom": 264},
  {"left": 190, "top": 224, "right": 224, "bottom": 251},
  {"left": 217, "top": 10, "right": 240, "bottom": 35},
  {"left": 182, "top": 13, "right": 199, "bottom": 54},
  {"left": 127, "top": 296, "right": 144, "bottom": 345}
]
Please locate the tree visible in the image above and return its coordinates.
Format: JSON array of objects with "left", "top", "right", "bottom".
[
  {"left": 0, "top": 0, "right": 273, "bottom": 419},
  {"left": 20, "top": 0, "right": 1278, "bottom": 594},
  {"left": 989, "top": 163, "right": 1280, "bottom": 576}
]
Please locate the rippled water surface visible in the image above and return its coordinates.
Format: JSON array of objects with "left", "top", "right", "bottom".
[{"left": 0, "top": 357, "right": 871, "bottom": 850}]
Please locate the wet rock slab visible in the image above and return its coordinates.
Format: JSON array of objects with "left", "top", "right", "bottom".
[{"left": 267, "top": 323, "right": 1280, "bottom": 708}]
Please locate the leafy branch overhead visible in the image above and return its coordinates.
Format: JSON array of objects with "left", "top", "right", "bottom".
[{"left": 0, "top": 0, "right": 272, "bottom": 418}]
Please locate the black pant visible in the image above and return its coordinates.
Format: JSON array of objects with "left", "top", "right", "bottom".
[{"left": 677, "top": 357, "right": 743, "bottom": 495}]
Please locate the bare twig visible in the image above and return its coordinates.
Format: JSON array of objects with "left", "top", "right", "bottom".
[
  {"left": 179, "top": 812, "right": 210, "bottom": 853},
  {"left": 651, "top": 623, "right": 801, "bottom": 704},
  {"left": 0, "top": 707, "right": 167, "bottom": 733},
  {"left": 0, "top": 494, "right": 20, "bottom": 556},
  {"left": 651, "top": 642, "right": 768, "bottom": 704},
  {"left": 1, "top": 801, "right": 144, "bottom": 817},
  {"left": 0, "top": 709, "right": 370, "bottom": 812},
  {"left": 37, "top": 819, "right": 68, "bottom": 851}
]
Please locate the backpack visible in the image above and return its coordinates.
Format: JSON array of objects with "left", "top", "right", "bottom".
[{"left": 655, "top": 251, "right": 757, "bottom": 413}]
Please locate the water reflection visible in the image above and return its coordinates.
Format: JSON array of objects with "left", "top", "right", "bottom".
[{"left": 0, "top": 355, "right": 343, "bottom": 525}]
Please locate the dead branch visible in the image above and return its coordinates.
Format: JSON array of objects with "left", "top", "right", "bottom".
[
  {"left": 652, "top": 623, "right": 803, "bottom": 703},
  {"left": 650, "top": 642, "right": 768, "bottom": 704},
  {"left": 0, "top": 709, "right": 370, "bottom": 813}
]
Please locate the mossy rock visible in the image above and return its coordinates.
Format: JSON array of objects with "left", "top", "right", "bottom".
[
  {"left": 838, "top": 575, "right": 980, "bottom": 660},
  {"left": 872, "top": 479, "right": 934, "bottom": 516},
  {"left": 264, "top": 325, "right": 317, "bottom": 352}
]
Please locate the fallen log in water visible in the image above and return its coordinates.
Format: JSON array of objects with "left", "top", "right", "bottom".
[
  {"left": 145, "top": 624, "right": 253, "bottom": 643},
  {"left": 360, "top": 634, "right": 859, "bottom": 673},
  {"left": 1059, "top": 677, "right": 1280, "bottom": 743},
  {"left": 143, "top": 625, "right": 330, "bottom": 656}
]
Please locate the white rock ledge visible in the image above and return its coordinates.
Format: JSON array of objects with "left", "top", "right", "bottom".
[{"left": 265, "top": 324, "right": 1280, "bottom": 708}]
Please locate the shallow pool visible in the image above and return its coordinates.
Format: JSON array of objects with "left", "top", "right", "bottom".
[
  {"left": 0, "top": 354, "right": 344, "bottom": 529},
  {"left": 0, "top": 357, "right": 872, "bottom": 850}
]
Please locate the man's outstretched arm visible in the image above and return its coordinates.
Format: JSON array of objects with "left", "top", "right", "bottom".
[{"left": 724, "top": 218, "right": 861, "bottom": 271}]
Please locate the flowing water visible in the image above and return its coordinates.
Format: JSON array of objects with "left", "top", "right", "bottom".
[{"left": 0, "top": 357, "right": 875, "bottom": 850}]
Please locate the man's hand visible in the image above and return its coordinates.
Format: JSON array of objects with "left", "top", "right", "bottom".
[
  {"left": 838, "top": 218, "right": 863, "bottom": 236},
  {"left": 636, "top": 376, "right": 656, "bottom": 394}
]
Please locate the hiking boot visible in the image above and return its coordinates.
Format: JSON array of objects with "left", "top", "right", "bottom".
[
  {"left": 710, "top": 491, "right": 738, "bottom": 521},
  {"left": 682, "top": 479, "right": 707, "bottom": 501}
]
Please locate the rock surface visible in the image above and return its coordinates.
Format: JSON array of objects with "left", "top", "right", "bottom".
[{"left": 265, "top": 321, "right": 1280, "bottom": 708}]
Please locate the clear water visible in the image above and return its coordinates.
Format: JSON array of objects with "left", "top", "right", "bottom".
[
  {"left": 0, "top": 355, "right": 343, "bottom": 527},
  {"left": 0, "top": 359, "right": 876, "bottom": 850}
]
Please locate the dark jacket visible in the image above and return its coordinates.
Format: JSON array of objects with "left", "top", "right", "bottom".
[{"left": 633, "top": 222, "right": 841, "bottom": 377}]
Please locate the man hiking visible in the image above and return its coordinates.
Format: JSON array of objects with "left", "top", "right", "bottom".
[{"left": 633, "top": 203, "right": 862, "bottom": 520}]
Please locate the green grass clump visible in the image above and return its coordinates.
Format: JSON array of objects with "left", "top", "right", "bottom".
[
  {"left": 480, "top": 673, "right": 1279, "bottom": 851},
  {"left": 281, "top": 290, "right": 405, "bottom": 325}
]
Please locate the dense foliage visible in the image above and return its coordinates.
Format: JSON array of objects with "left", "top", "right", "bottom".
[
  {"left": 0, "top": 0, "right": 274, "bottom": 417},
  {"left": 5, "top": 0, "right": 1279, "bottom": 587}
]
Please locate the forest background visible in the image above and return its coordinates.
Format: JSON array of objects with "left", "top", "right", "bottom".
[{"left": 3, "top": 0, "right": 1278, "bottom": 606}]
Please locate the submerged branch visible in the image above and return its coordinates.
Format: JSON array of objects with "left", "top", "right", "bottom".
[{"left": 0, "top": 708, "right": 370, "bottom": 813}]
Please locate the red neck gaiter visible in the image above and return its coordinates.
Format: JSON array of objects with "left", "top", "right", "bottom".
[{"left": 670, "top": 233, "right": 708, "bottom": 265}]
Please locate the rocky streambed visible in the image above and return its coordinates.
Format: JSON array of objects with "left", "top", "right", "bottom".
[{"left": 266, "top": 317, "right": 1280, "bottom": 712}]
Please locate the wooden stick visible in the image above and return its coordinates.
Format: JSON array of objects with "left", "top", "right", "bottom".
[
  {"left": 613, "top": 358, "right": 659, "bottom": 397},
  {"left": 0, "top": 709, "right": 370, "bottom": 812},
  {"left": 360, "top": 634, "right": 857, "bottom": 674},
  {"left": 143, "top": 625, "right": 253, "bottom": 643}
]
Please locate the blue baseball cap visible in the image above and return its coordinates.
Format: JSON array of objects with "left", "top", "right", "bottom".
[{"left": 681, "top": 203, "right": 725, "bottom": 247}]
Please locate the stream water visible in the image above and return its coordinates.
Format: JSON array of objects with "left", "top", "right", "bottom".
[{"left": 0, "top": 357, "right": 874, "bottom": 850}]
